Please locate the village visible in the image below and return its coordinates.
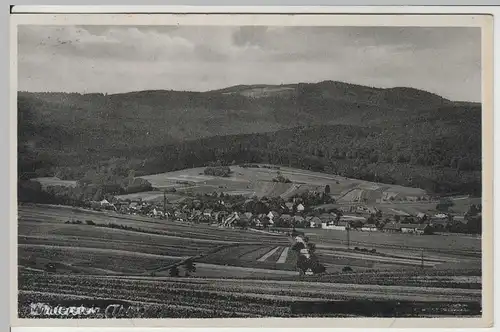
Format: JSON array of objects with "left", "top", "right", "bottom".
[{"left": 89, "top": 186, "right": 481, "bottom": 237}]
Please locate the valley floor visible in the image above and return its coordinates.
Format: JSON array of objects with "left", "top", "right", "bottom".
[{"left": 16, "top": 204, "right": 482, "bottom": 318}]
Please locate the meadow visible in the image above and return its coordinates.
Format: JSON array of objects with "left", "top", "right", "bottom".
[{"left": 138, "top": 165, "right": 428, "bottom": 201}]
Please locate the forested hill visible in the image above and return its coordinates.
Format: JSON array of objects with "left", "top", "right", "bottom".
[
  {"left": 18, "top": 80, "right": 481, "bottom": 195},
  {"left": 18, "top": 80, "right": 475, "bottom": 151}
]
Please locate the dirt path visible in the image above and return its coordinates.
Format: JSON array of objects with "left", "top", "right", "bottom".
[
  {"left": 277, "top": 247, "right": 290, "bottom": 264},
  {"left": 257, "top": 247, "right": 281, "bottom": 262}
]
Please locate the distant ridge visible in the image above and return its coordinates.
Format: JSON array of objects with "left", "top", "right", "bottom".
[{"left": 18, "top": 79, "right": 481, "bottom": 196}]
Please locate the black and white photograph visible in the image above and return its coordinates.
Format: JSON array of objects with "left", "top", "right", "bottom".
[{"left": 13, "top": 13, "right": 492, "bottom": 323}]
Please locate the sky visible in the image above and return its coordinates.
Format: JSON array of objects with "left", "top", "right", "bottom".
[{"left": 18, "top": 25, "right": 481, "bottom": 102}]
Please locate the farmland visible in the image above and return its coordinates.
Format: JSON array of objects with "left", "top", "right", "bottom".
[
  {"left": 138, "top": 165, "right": 428, "bottom": 201},
  {"left": 17, "top": 203, "right": 482, "bottom": 317},
  {"left": 18, "top": 270, "right": 481, "bottom": 318}
]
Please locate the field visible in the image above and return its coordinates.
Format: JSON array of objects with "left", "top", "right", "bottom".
[
  {"left": 138, "top": 165, "right": 428, "bottom": 201},
  {"left": 33, "top": 177, "right": 77, "bottom": 189},
  {"left": 17, "top": 204, "right": 482, "bottom": 318}
]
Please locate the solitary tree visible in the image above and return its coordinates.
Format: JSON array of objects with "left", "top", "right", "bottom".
[
  {"left": 169, "top": 266, "right": 180, "bottom": 277},
  {"left": 184, "top": 259, "right": 196, "bottom": 276},
  {"left": 307, "top": 242, "right": 316, "bottom": 253},
  {"left": 296, "top": 254, "right": 309, "bottom": 273},
  {"left": 292, "top": 241, "right": 306, "bottom": 252},
  {"left": 324, "top": 185, "right": 331, "bottom": 195}
]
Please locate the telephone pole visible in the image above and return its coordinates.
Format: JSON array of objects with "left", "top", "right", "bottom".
[
  {"left": 346, "top": 225, "right": 350, "bottom": 249},
  {"left": 163, "top": 190, "right": 167, "bottom": 218}
]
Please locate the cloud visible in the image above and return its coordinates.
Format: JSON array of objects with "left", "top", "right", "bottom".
[{"left": 17, "top": 25, "right": 481, "bottom": 101}]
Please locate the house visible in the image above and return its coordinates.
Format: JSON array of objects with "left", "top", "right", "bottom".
[
  {"left": 434, "top": 213, "right": 448, "bottom": 219},
  {"left": 382, "top": 223, "right": 401, "bottom": 233},
  {"left": 177, "top": 212, "right": 188, "bottom": 222},
  {"left": 223, "top": 212, "right": 239, "bottom": 227},
  {"left": 430, "top": 218, "right": 448, "bottom": 229},
  {"left": 267, "top": 211, "right": 280, "bottom": 222},
  {"left": 453, "top": 215, "right": 467, "bottom": 224},
  {"left": 309, "top": 216, "right": 322, "bottom": 228},
  {"left": 319, "top": 213, "right": 335, "bottom": 224},
  {"left": 256, "top": 213, "right": 271, "bottom": 226},
  {"left": 322, "top": 221, "right": 348, "bottom": 230},
  {"left": 191, "top": 210, "right": 202, "bottom": 220},
  {"left": 214, "top": 211, "right": 228, "bottom": 223},
  {"left": 400, "top": 223, "right": 427, "bottom": 234},
  {"left": 285, "top": 202, "right": 294, "bottom": 211},
  {"left": 150, "top": 208, "right": 159, "bottom": 217},
  {"left": 305, "top": 268, "right": 314, "bottom": 276},
  {"left": 280, "top": 214, "right": 292, "bottom": 223},
  {"left": 244, "top": 212, "right": 253, "bottom": 220},
  {"left": 295, "top": 236, "right": 305, "bottom": 244},
  {"left": 203, "top": 209, "right": 213, "bottom": 218},
  {"left": 361, "top": 223, "right": 378, "bottom": 232},
  {"left": 415, "top": 224, "right": 429, "bottom": 235},
  {"left": 417, "top": 212, "right": 428, "bottom": 220},
  {"left": 299, "top": 248, "right": 311, "bottom": 259},
  {"left": 292, "top": 215, "right": 305, "bottom": 226},
  {"left": 129, "top": 202, "right": 139, "bottom": 211},
  {"left": 355, "top": 206, "right": 378, "bottom": 214},
  {"left": 296, "top": 203, "right": 305, "bottom": 213}
]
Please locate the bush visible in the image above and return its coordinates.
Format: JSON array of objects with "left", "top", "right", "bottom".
[
  {"left": 273, "top": 171, "right": 291, "bottom": 183},
  {"left": 291, "top": 242, "right": 305, "bottom": 252},
  {"left": 370, "top": 249, "right": 377, "bottom": 253},
  {"left": 342, "top": 266, "right": 353, "bottom": 272},
  {"left": 204, "top": 166, "right": 231, "bottom": 177},
  {"left": 354, "top": 247, "right": 360, "bottom": 251},
  {"left": 169, "top": 266, "right": 180, "bottom": 277},
  {"left": 85, "top": 220, "right": 96, "bottom": 226}
]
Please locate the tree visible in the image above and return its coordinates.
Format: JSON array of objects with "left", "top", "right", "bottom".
[
  {"left": 307, "top": 242, "right": 316, "bottom": 253},
  {"left": 309, "top": 256, "right": 326, "bottom": 274},
  {"left": 436, "top": 198, "right": 455, "bottom": 212},
  {"left": 324, "top": 185, "right": 331, "bottom": 195},
  {"left": 292, "top": 241, "right": 305, "bottom": 252},
  {"left": 169, "top": 266, "right": 180, "bottom": 277},
  {"left": 296, "top": 254, "right": 309, "bottom": 273},
  {"left": 423, "top": 225, "right": 434, "bottom": 235},
  {"left": 466, "top": 215, "right": 482, "bottom": 234},
  {"left": 342, "top": 266, "right": 353, "bottom": 273},
  {"left": 204, "top": 165, "right": 231, "bottom": 177},
  {"left": 235, "top": 217, "right": 249, "bottom": 229},
  {"left": 183, "top": 259, "right": 196, "bottom": 276},
  {"left": 467, "top": 204, "right": 480, "bottom": 217},
  {"left": 261, "top": 217, "right": 270, "bottom": 229}
]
